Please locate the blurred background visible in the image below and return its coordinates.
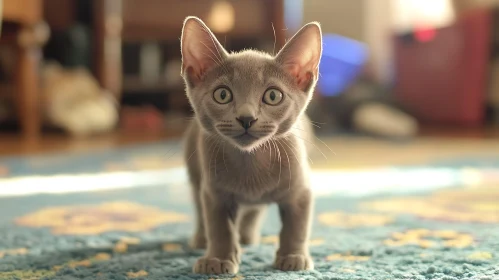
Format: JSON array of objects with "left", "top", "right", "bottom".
[
  {"left": 0, "top": 0, "right": 498, "bottom": 155},
  {"left": 1, "top": 2, "right": 499, "bottom": 277}
]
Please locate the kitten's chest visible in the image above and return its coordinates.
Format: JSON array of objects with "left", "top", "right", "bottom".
[{"left": 202, "top": 146, "right": 289, "bottom": 202}]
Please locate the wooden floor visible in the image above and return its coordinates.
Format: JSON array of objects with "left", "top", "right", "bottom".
[
  {"left": 0, "top": 129, "right": 183, "bottom": 156},
  {"left": 419, "top": 125, "right": 499, "bottom": 139},
  {"left": 0, "top": 125, "right": 498, "bottom": 157}
]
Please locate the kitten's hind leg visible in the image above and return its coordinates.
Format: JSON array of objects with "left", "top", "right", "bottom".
[{"left": 238, "top": 205, "right": 266, "bottom": 246}]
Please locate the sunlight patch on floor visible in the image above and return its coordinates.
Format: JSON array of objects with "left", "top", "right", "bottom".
[{"left": 0, "top": 167, "right": 491, "bottom": 198}]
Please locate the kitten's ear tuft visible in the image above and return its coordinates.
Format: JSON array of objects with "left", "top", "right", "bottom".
[
  {"left": 276, "top": 22, "right": 322, "bottom": 91},
  {"left": 181, "top": 16, "right": 228, "bottom": 85}
]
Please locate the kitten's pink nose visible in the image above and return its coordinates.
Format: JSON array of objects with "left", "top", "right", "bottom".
[{"left": 236, "top": 116, "right": 257, "bottom": 130}]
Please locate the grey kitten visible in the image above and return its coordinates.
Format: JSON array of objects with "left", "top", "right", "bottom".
[{"left": 180, "top": 16, "right": 322, "bottom": 274}]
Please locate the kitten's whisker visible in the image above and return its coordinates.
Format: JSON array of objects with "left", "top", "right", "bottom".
[
  {"left": 214, "top": 140, "right": 222, "bottom": 177},
  {"left": 211, "top": 141, "right": 221, "bottom": 177},
  {"left": 267, "top": 141, "right": 274, "bottom": 170},
  {"left": 271, "top": 22, "right": 276, "bottom": 56},
  {"left": 266, "top": 141, "right": 273, "bottom": 170},
  {"left": 199, "top": 41, "right": 220, "bottom": 61},
  {"left": 277, "top": 139, "right": 292, "bottom": 190},
  {"left": 310, "top": 123, "right": 321, "bottom": 129},
  {"left": 186, "top": 148, "right": 197, "bottom": 162},
  {"left": 284, "top": 136, "right": 313, "bottom": 165},
  {"left": 166, "top": 147, "right": 179, "bottom": 160},
  {"left": 200, "top": 40, "right": 223, "bottom": 66},
  {"left": 298, "top": 122, "right": 320, "bottom": 129},
  {"left": 206, "top": 135, "right": 219, "bottom": 182},
  {"left": 222, "top": 142, "right": 228, "bottom": 173},
  {"left": 284, "top": 138, "right": 304, "bottom": 163},
  {"left": 199, "top": 46, "right": 225, "bottom": 74},
  {"left": 292, "top": 126, "right": 335, "bottom": 155},
  {"left": 269, "top": 141, "right": 275, "bottom": 171},
  {"left": 271, "top": 139, "right": 282, "bottom": 185},
  {"left": 314, "top": 136, "right": 336, "bottom": 155},
  {"left": 202, "top": 27, "right": 224, "bottom": 64},
  {"left": 260, "top": 125, "right": 275, "bottom": 129},
  {"left": 163, "top": 147, "right": 174, "bottom": 158},
  {"left": 292, "top": 126, "right": 337, "bottom": 156},
  {"left": 289, "top": 130, "right": 328, "bottom": 160},
  {"left": 296, "top": 119, "right": 324, "bottom": 129},
  {"left": 200, "top": 50, "right": 222, "bottom": 68},
  {"left": 280, "top": 138, "right": 300, "bottom": 165},
  {"left": 293, "top": 122, "right": 320, "bottom": 129},
  {"left": 200, "top": 28, "right": 231, "bottom": 75}
]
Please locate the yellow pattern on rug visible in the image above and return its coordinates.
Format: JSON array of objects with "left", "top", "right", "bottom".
[
  {"left": 15, "top": 201, "right": 189, "bottom": 234},
  {"left": 362, "top": 185, "right": 499, "bottom": 223}
]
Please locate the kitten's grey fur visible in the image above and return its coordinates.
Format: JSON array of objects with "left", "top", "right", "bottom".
[{"left": 180, "top": 16, "right": 322, "bottom": 274}]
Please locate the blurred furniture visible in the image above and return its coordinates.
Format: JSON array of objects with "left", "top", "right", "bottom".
[
  {"left": 487, "top": 7, "right": 499, "bottom": 124},
  {"left": 453, "top": 0, "right": 499, "bottom": 14},
  {"left": 94, "top": 0, "right": 122, "bottom": 99},
  {"left": 42, "top": 0, "right": 285, "bottom": 116},
  {"left": 0, "top": 0, "right": 48, "bottom": 140},
  {"left": 43, "top": 0, "right": 122, "bottom": 99},
  {"left": 117, "top": 0, "right": 285, "bottom": 111},
  {"left": 121, "top": 0, "right": 284, "bottom": 42},
  {"left": 393, "top": 8, "right": 492, "bottom": 125}
]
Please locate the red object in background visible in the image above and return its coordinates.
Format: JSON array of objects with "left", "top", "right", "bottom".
[
  {"left": 393, "top": 9, "right": 492, "bottom": 125},
  {"left": 120, "top": 106, "right": 165, "bottom": 131},
  {"left": 414, "top": 26, "right": 436, "bottom": 43}
]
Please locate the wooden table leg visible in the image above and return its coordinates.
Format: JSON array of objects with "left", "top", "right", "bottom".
[
  {"left": 94, "top": 0, "right": 123, "bottom": 100},
  {"left": 15, "top": 43, "right": 41, "bottom": 141},
  {"left": 15, "top": 23, "right": 48, "bottom": 141}
]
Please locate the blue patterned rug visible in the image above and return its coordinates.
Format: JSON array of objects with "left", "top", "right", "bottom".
[{"left": 0, "top": 138, "right": 498, "bottom": 279}]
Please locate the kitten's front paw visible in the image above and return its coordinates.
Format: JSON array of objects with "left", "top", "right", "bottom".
[
  {"left": 274, "top": 254, "right": 314, "bottom": 271},
  {"left": 193, "top": 257, "right": 239, "bottom": 274}
]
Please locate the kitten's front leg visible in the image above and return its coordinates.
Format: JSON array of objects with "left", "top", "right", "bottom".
[
  {"left": 274, "top": 188, "right": 314, "bottom": 271},
  {"left": 193, "top": 189, "right": 240, "bottom": 274}
]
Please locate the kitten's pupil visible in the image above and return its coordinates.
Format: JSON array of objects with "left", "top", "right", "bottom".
[
  {"left": 270, "top": 91, "right": 276, "bottom": 101},
  {"left": 221, "top": 90, "right": 227, "bottom": 100}
]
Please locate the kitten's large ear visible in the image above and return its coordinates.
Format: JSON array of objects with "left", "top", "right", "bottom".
[
  {"left": 181, "top": 16, "right": 228, "bottom": 86},
  {"left": 275, "top": 22, "right": 322, "bottom": 91}
]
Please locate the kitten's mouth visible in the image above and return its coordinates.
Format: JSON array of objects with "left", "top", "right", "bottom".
[
  {"left": 232, "top": 132, "right": 259, "bottom": 146},
  {"left": 234, "top": 132, "right": 257, "bottom": 140}
]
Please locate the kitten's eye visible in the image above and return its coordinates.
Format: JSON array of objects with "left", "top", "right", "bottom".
[
  {"left": 213, "top": 87, "right": 233, "bottom": 104},
  {"left": 263, "top": 88, "right": 283, "bottom": 105}
]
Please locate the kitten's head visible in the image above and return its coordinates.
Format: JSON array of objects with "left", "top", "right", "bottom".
[{"left": 181, "top": 16, "right": 322, "bottom": 152}]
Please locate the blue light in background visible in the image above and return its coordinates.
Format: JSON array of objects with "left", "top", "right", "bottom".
[{"left": 318, "top": 34, "right": 368, "bottom": 96}]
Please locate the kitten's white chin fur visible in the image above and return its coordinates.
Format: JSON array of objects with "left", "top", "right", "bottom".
[{"left": 226, "top": 133, "right": 268, "bottom": 152}]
